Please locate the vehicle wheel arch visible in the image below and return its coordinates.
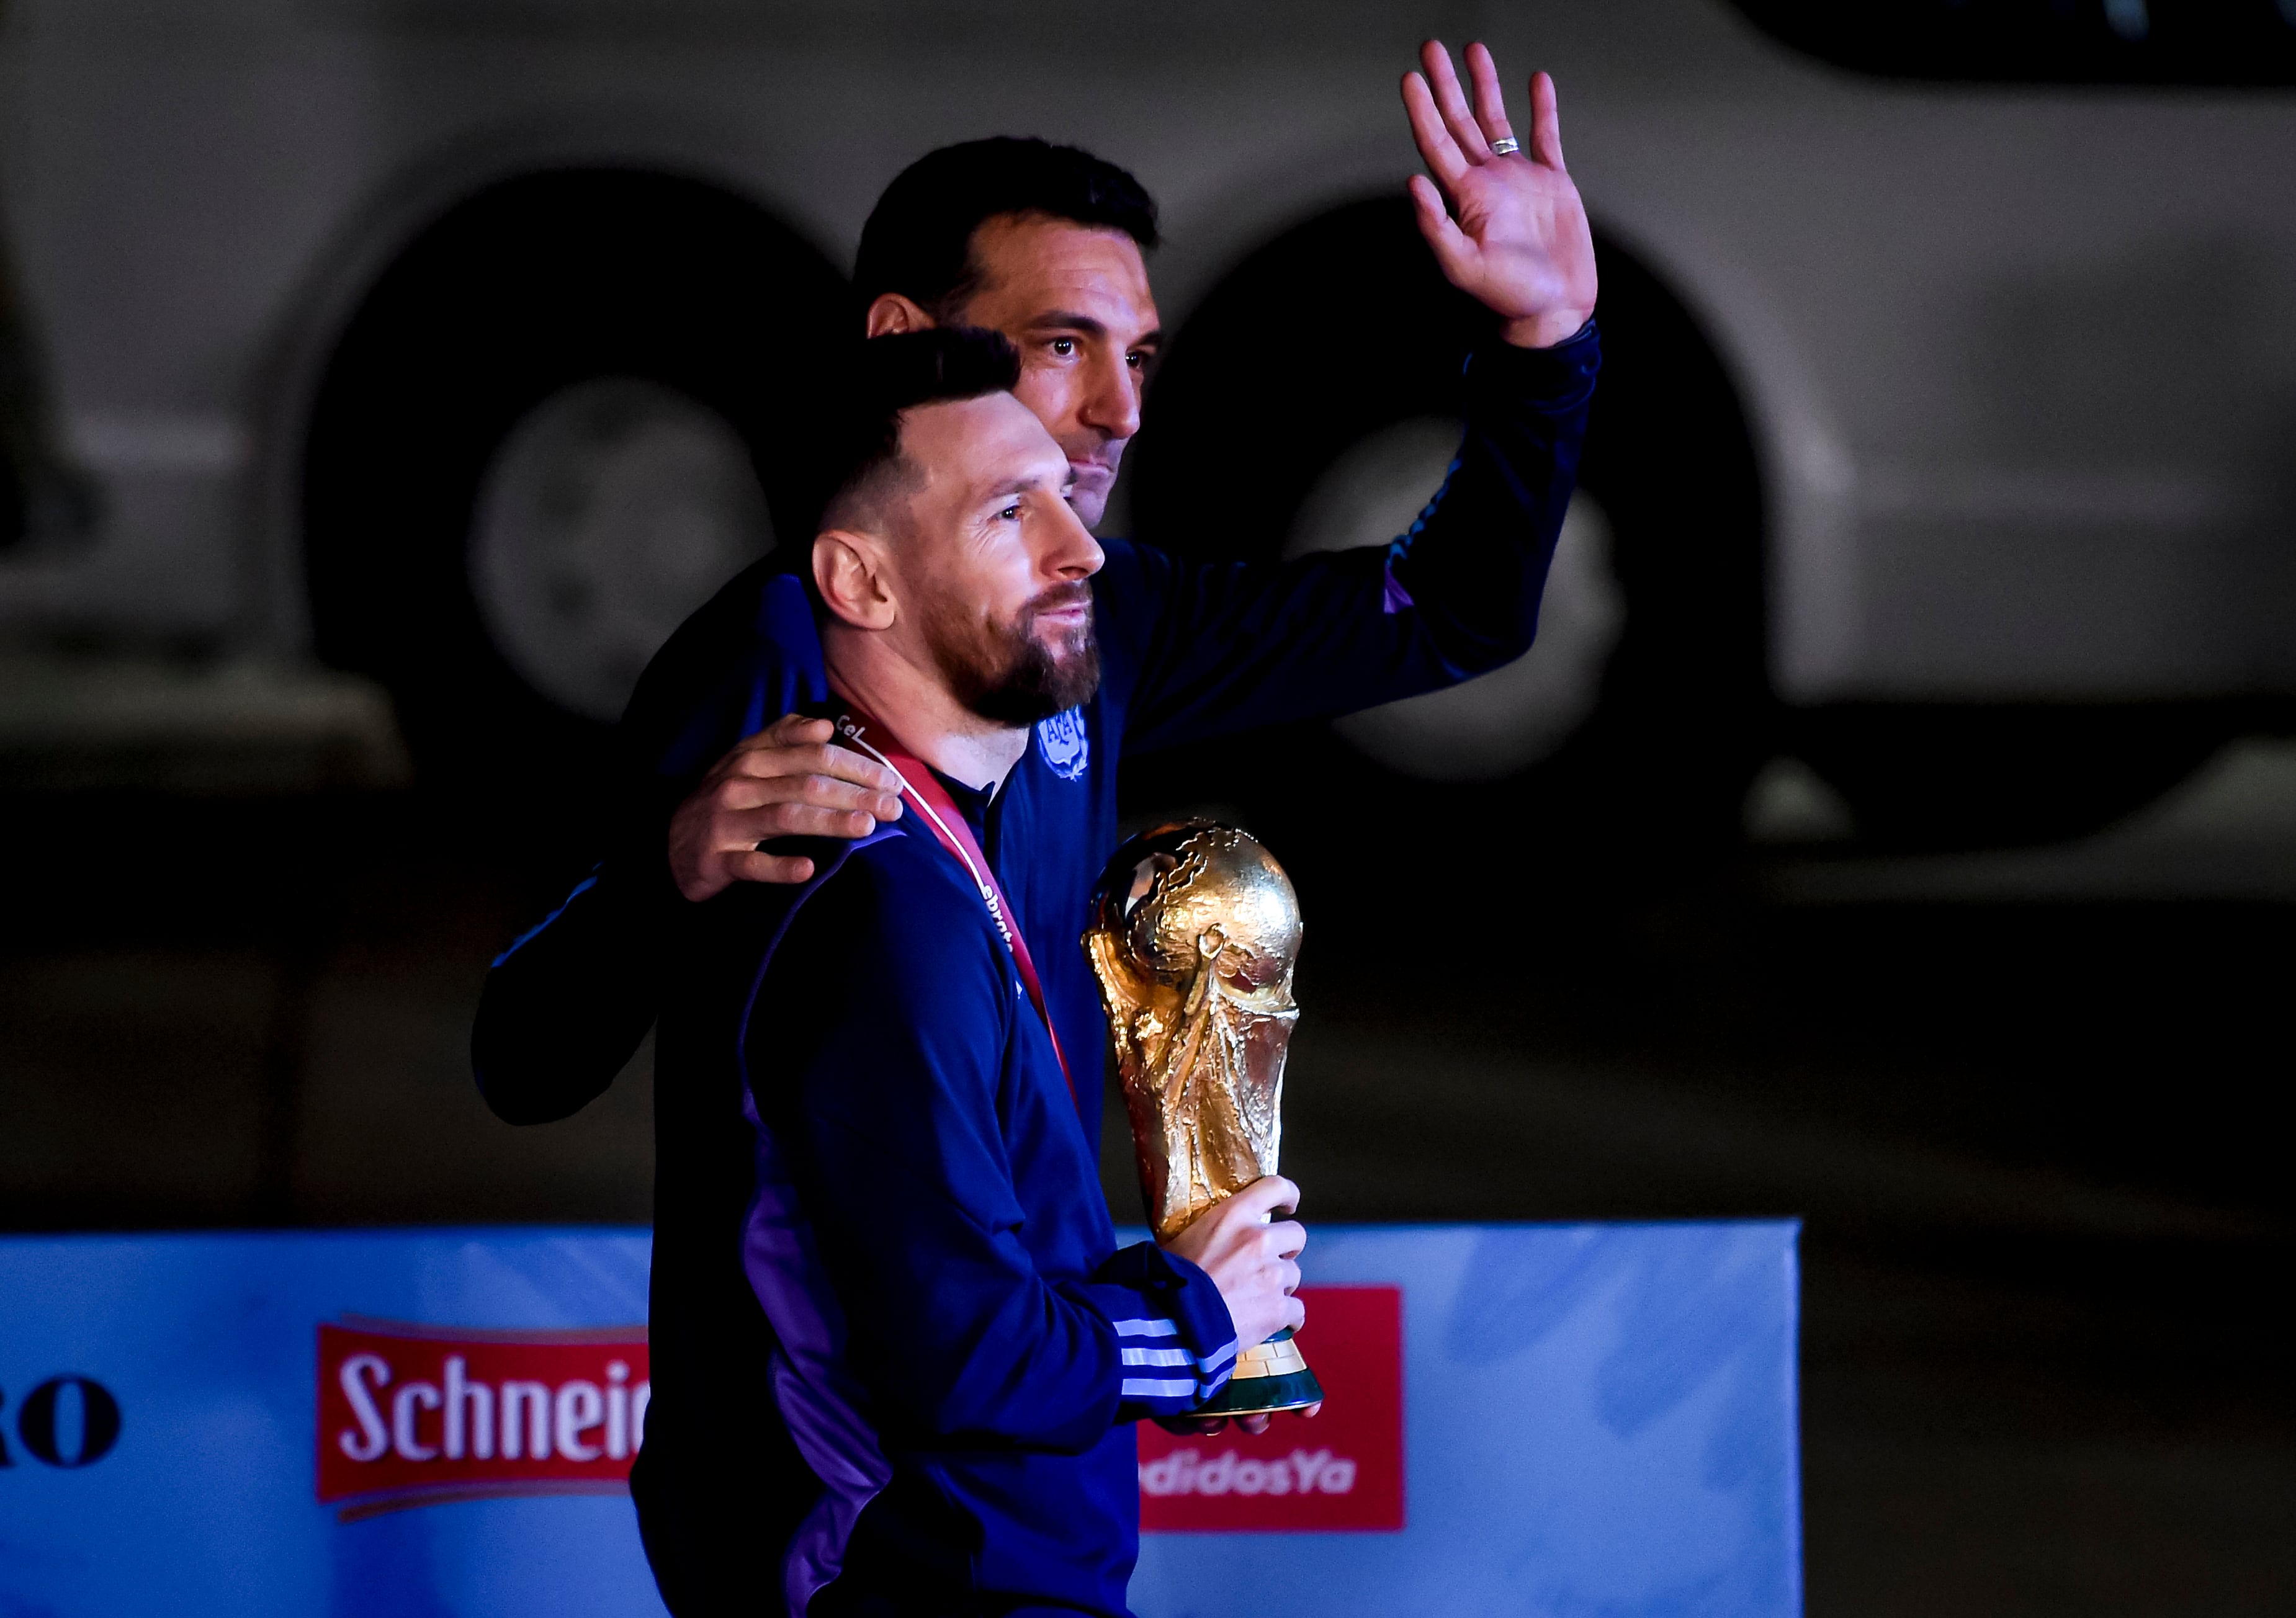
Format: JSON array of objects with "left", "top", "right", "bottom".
[
  {"left": 247, "top": 128, "right": 838, "bottom": 659},
  {"left": 1122, "top": 191, "right": 1777, "bottom": 872},
  {"left": 278, "top": 150, "right": 850, "bottom": 797}
]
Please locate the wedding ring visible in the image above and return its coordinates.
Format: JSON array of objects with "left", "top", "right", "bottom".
[{"left": 1488, "top": 136, "right": 1521, "bottom": 156}]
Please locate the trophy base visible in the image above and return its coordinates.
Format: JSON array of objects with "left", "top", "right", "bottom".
[{"left": 1191, "top": 1327, "right": 1324, "bottom": 1417}]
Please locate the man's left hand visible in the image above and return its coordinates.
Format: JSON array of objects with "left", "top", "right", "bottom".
[{"left": 1402, "top": 40, "right": 1598, "bottom": 349}]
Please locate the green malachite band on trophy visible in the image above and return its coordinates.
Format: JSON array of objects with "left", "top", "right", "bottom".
[{"left": 1191, "top": 1327, "right": 1324, "bottom": 1417}]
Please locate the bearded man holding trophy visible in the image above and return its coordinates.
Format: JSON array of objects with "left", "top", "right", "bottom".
[{"left": 478, "top": 37, "right": 1597, "bottom": 1618}]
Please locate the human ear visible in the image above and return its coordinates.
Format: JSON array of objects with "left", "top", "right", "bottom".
[
  {"left": 864, "top": 293, "right": 936, "bottom": 338},
  {"left": 812, "top": 530, "right": 898, "bottom": 630}
]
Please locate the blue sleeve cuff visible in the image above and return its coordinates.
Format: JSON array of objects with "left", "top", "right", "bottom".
[
  {"left": 1085, "top": 1242, "right": 1240, "bottom": 1418},
  {"left": 1465, "top": 317, "right": 1602, "bottom": 409}
]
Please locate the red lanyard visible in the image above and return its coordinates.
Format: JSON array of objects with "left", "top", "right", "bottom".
[{"left": 832, "top": 705, "right": 1078, "bottom": 1107}]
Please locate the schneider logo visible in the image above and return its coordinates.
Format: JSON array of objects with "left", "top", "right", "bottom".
[
  {"left": 1137, "top": 1285, "right": 1405, "bottom": 1533},
  {"left": 316, "top": 1319, "right": 648, "bottom": 1519}
]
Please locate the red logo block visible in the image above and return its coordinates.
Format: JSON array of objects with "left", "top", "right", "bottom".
[
  {"left": 1139, "top": 1285, "right": 1404, "bottom": 1532},
  {"left": 316, "top": 1319, "right": 648, "bottom": 1518}
]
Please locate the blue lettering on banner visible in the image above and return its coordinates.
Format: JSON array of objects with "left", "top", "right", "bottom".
[{"left": 1036, "top": 708, "right": 1089, "bottom": 780}]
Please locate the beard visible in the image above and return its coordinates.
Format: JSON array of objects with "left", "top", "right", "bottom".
[{"left": 923, "top": 580, "right": 1101, "bottom": 726}]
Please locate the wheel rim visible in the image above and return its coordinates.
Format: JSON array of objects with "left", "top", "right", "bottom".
[{"left": 467, "top": 378, "right": 774, "bottom": 723}]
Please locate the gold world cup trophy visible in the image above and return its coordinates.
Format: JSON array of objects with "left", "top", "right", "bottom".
[{"left": 1085, "top": 823, "right": 1323, "bottom": 1416}]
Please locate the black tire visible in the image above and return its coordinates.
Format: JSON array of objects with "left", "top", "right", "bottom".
[
  {"left": 1124, "top": 198, "right": 1770, "bottom": 890},
  {"left": 302, "top": 169, "right": 847, "bottom": 810}
]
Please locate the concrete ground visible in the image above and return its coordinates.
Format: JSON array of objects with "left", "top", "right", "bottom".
[{"left": 2, "top": 745, "right": 2292, "bottom": 1616}]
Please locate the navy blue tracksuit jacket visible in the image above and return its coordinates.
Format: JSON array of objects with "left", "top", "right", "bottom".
[{"left": 473, "top": 327, "right": 1601, "bottom": 1615}]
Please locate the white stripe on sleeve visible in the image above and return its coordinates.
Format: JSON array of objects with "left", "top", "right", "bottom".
[
  {"left": 1112, "top": 1317, "right": 1180, "bottom": 1339},
  {"left": 1121, "top": 1377, "right": 1200, "bottom": 1400}
]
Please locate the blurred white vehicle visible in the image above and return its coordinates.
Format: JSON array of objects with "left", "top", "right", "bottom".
[{"left": 2, "top": 0, "right": 2290, "bottom": 843}]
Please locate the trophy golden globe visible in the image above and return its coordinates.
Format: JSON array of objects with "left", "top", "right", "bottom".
[{"left": 1085, "top": 823, "right": 1324, "bottom": 1416}]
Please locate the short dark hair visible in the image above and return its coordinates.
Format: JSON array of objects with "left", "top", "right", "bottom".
[
  {"left": 853, "top": 137, "right": 1159, "bottom": 322},
  {"left": 811, "top": 326, "right": 1023, "bottom": 542}
]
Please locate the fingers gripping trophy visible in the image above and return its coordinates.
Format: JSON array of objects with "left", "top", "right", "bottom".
[{"left": 1085, "top": 824, "right": 1324, "bottom": 1416}]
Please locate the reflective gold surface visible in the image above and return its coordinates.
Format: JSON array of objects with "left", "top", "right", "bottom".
[{"left": 1085, "top": 823, "right": 1303, "bottom": 1245}]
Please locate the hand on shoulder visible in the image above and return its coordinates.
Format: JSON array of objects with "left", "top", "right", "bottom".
[{"left": 668, "top": 713, "right": 905, "bottom": 901}]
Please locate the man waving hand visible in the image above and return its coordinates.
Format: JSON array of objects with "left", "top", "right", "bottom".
[{"left": 475, "top": 43, "right": 1600, "bottom": 1155}]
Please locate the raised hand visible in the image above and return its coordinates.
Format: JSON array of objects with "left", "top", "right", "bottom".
[{"left": 1401, "top": 41, "right": 1597, "bottom": 349}]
